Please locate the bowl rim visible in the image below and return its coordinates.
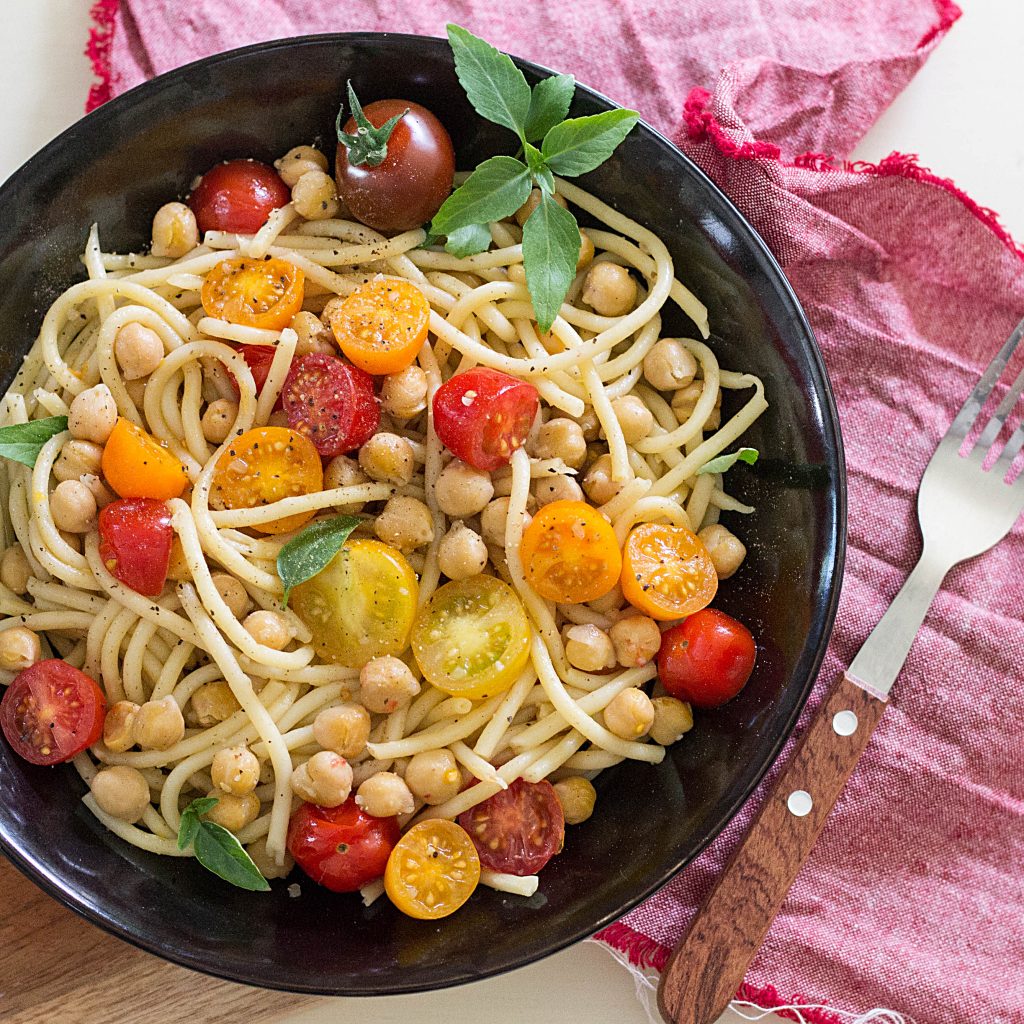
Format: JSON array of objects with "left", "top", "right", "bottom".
[{"left": 0, "top": 30, "right": 847, "bottom": 995}]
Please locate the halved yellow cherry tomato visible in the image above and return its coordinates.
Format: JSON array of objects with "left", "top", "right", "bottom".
[
  {"left": 328, "top": 277, "right": 429, "bottom": 375},
  {"left": 201, "top": 257, "right": 304, "bottom": 330},
  {"left": 101, "top": 417, "right": 189, "bottom": 500},
  {"left": 385, "top": 819, "right": 480, "bottom": 920},
  {"left": 519, "top": 500, "right": 621, "bottom": 604},
  {"left": 292, "top": 538, "right": 418, "bottom": 667},
  {"left": 411, "top": 575, "right": 530, "bottom": 700},
  {"left": 209, "top": 426, "right": 322, "bottom": 534},
  {"left": 620, "top": 522, "right": 718, "bottom": 621}
]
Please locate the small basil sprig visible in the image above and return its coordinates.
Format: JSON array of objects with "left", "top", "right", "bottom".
[
  {"left": 337, "top": 81, "right": 408, "bottom": 167},
  {"left": 177, "top": 796, "right": 271, "bottom": 892},
  {"left": 696, "top": 448, "right": 760, "bottom": 475},
  {"left": 276, "top": 514, "right": 361, "bottom": 605},
  {"left": 432, "top": 25, "right": 639, "bottom": 330},
  {"left": 0, "top": 416, "right": 68, "bottom": 467}
]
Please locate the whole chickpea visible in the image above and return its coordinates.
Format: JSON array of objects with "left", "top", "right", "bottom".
[
  {"left": 576, "top": 229, "right": 596, "bottom": 270},
  {"left": 211, "top": 745, "right": 260, "bottom": 796},
  {"left": 610, "top": 395, "right": 654, "bottom": 445},
  {"left": 506, "top": 263, "right": 526, "bottom": 285},
  {"left": 534, "top": 474, "right": 584, "bottom": 507},
  {"left": 699, "top": 524, "right": 747, "bottom": 580},
  {"left": 124, "top": 377, "right": 147, "bottom": 409},
  {"left": 581, "top": 262, "right": 636, "bottom": 317},
  {"left": 563, "top": 624, "right": 616, "bottom": 672},
  {"left": 289, "top": 311, "right": 335, "bottom": 357},
  {"left": 0, "top": 544, "right": 32, "bottom": 594},
  {"left": 603, "top": 687, "right": 655, "bottom": 739},
  {"left": 274, "top": 145, "right": 328, "bottom": 187},
  {"left": 643, "top": 338, "right": 698, "bottom": 392},
  {"left": 211, "top": 572, "right": 252, "bottom": 619},
  {"left": 201, "top": 399, "right": 238, "bottom": 444},
  {"left": 323, "top": 454, "right": 370, "bottom": 514},
  {"left": 358, "top": 432, "right": 416, "bottom": 485},
  {"left": 608, "top": 615, "right": 662, "bottom": 668},
  {"left": 581, "top": 454, "right": 622, "bottom": 505},
  {"left": 576, "top": 409, "right": 601, "bottom": 442},
  {"left": 204, "top": 790, "right": 261, "bottom": 832},
  {"left": 103, "top": 700, "right": 140, "bottom": 752},
  {"left": 91, "top": 766, "right": 151, "bottom": 823},
  {"left": 50, "top": 480, "right": 97, "bottom": 534},
  {"left": 189, "top": 682, "right": 240, "bottom": 727},
  {"left": 165, "top": 538, "right": 190, "bottom": 583},
  {"left": 312, "top": 703, "right": 371, "bottom": 759},
  {"left": 80, "top": 473, "right": 116, "bottom": 510},
  {"left": 292, "top": 169, "right": 340, "bottom": 221},
  {"left": 404, "top": 749, "right": 462, "bottom": 805},
  {"left": 0, "top": 626, "right": 40, "bottom": 671},
  {"left": 243, "top": 610, "right": 295, "bottom": 651},
  {"left": 374, "top": 495, "right": 434, "bottom": 550},
  {"left": 114, "top": 322, "right": 164, "bottom": 380},
  {"left": 290, "top": 750, "right": 354, "bottom": 807},
  {"left": 649, "top": 696, "right": 694, "bottom": 746},
  {"left": 528, "top": 418, "right": 587, "bottom": 469},
  {"left": 380, "top": 365, "right": 428, "bottom": 420},
  {"left": 359, "top": 655, "right": 420, "bottom": 714},
  {"left": 355, "top": 771, "right": 415, "bottom": 817},
  {"left": 672, "top": 381, "right": 721, "bottom": 429},
  {"left": 553, "top": 776, "right": 597, "bottom": 825},
  {"left": 151, "top": 202, "right": 199, "bottom": 258},
  {"left": 133, "top": 696, "right": 185, "bottom": 750},
  {"left": 68, "top": 383, "right": 117, "bottom": 444},
  {"left": 480, "top": 496, "right": 531, "bottom": 549},
  {"left": 53, "top": 439, "right": 102, "bottom": 483},
  {"left": 515, "top": 187, "right": 567, "bottom": 227},
  {"left": 435, "top": 460, "right": 494, "bottom": 518},
  {"left": 436, "top": 522, "right": 488, "bottom": 580},
  {"left": 246, "top": 835, "right": 295, "bottom": 879}
]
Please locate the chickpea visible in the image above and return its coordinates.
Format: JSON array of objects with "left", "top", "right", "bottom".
[
  {"left": 0, "top": 626, "right": 40, "bottom": 672},
  {"left": 188, "top": 682, "right": 240, "bottom": 727},
  {"left": 374, "top": 495, "right": 434, "bottom": 550},
  {"left": 437, "top": 522, "right": 488, "bottom": 580},
  {"left": 91, "top": 766, "right": 151, "bottom": 823},
  {"left": 274, "top": 145, "right": 329, "bottom": 187},
  {"left": 53, "top": 439, "right": 102, "bottom": 483},
  {"left": 528, "top": 417, "right": 587, "bottom": 469},
  {"left": 79, "top": 473, "right": 115, "bottom": 510},
  {"left": 290, "top": 750, "right": 354, "bottom": 807},
  {"left": 534, "top": 474, "right": 584, "bottom": 507},
  {"left": 322, "top": 454, "right": 370, "bottom": 514},
  {"left": 124, "top": 377, "right": 148, "bottom": 409},
  {"left": 610, "top": 395, "right": 654, "bottom": 445},
  {"left": 649, "top": 696, "right": 694, "bottom": 746},
  {"left": 404, "top": 749, "right": 461, "bottom": 805},
  {"left": 380, "top": 365, "right": 428, "bottom": 420},
  {"left": 515, "top": 187, "right": 567, "bottom": 226},
  {"left": 358, "top": 432, "right": 415, "bottom": 485},
  {"left": 201, "top": 399, "right": 238, "bottom": 444},
  {"left": 319, "top": 295, "right": 346, "bottom": 327},
  {"left": 313, "top": 703, "right": 371, "bottom": 759},
  {"left": 643, "top": 338, "right": 697, "bottom": 392},
  {"left": 151, "top": 202, "right": 199, "bottom": 258},
  {"left": 50, "top": 480, "right": 97, "bottom": 534},
  {"left": 553, "top": 776, "right": 597, "bottom": 825},
  {"left": 247, "top": 835, "right": 295, "bottom": 879},
  {"left": 581, "top": 262, "right": 636, "bottom": 317},
  {"left": 0, "top": 544, "right": 32, "bottom": 594},
  {"left": 210, "top": 572, "right": 252, "bottom": 619},
  {"left": 435, "top": 460, "right": 494, "bottom": 519},
  {"left": 608, "top": 615, "right": 662, "bottom": 668},
  {"left": 114, "top": 322, "right": 164, "bottom": 380},
  {"left": 289, "top": 311, "right": 335, "bottom": 357},
  {"left": 577, "top": 228, "right": 595, "bottom": 270},
  {"left": 563, "top": 624, "right": 616, "bottom": 672},
  {"left": 355, "top": 771, "right": 415, "bottom": 817},
  {"left": 699, "top": 524, "right": 747, "bottom": 580},
  {"left": 672, "top": 381, "right": 721, "bottom": 429},
  {"left": 359, "top": 655, "right": 420, "bottom": 714},
  {"left": 576, "top": 409, "right": 601, "bottom": 442},
  {"left": 204, "top": 789, "right": 260, "bottom": 833},
  {"left": 68, "top": 383, "right": 117, "bottom": 444},
  {"left": 211, "top": 745, "right": 260, "bottom": 796},
  {"left": 581, "top": 454, "right": 622, "bottom": 505},
  {"left": 506, "top": 263, "right": 526, "bottom": 284},
  {"left": 133, "top": 696, "right": 185, "bottom": 750},
  {"left": 267, "top": 408, "right": 290, "bottom": 428},
  {"left": 480, "top": 496, "right": 532, "bottom": 548},
  {"left": 164, "top": 538, "right": 190, "bottom": 583},
  {"left": 603, "top": 687, "right": 655, "bottom": 739},
  {"left": 103, "top": 700, "right": 140, "bottom": 752},
  {"left": 243, "top": 610, "right": 294, "bottom": 651},
  {"left": 292, "top": 169, "right": 340, "bottom": 221}
]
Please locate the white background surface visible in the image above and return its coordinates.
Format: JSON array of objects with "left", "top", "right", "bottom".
[{"left": 0, "top": 3, "right": 1021, "bottom": 1023}]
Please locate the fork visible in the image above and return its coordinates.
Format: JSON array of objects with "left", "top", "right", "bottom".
[{"left": 657, "top": 317, "right": 1024, "bottom": 1024}]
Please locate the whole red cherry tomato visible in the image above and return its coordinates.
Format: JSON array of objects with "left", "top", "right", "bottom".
[
  {"left": 658, "top": 609, "right": 756, "bottom": 708},
  {"left": 188, "top": 159, "right": 290, "bottom": 235},
  {"left": 98, "top": 498, "right": 174, "bottom": 597}
]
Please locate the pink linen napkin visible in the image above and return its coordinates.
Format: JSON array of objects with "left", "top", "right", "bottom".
[{"left": 85, "top": 3, "right": 1024, "bottom": 1022}]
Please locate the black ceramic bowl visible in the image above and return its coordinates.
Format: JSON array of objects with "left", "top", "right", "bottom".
[{"left": 0, "top": 34, "right": 844, "bottom": 994}]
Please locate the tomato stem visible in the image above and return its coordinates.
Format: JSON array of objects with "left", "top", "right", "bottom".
[{"left": 337, "top": 81, "right": 408, "bottom": 168}]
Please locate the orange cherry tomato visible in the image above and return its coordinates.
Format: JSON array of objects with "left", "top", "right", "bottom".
[
  {"left": 101, "top": 417, "right": 189, "bottom": 500},
  {"left": 209, "top": 426, "right": 322, "bottom": 534},
  {"left": 201, "top": 257, "right": 304, "bottom": 331},
  {"left": 328, "top": 277, "right": 429, "bottom": 375},
  {"left": 620, "top": 522, "right": 718, "bottom": 621},
  {"left": 519, "top": 500, "right": 621, "bottom": 604}
]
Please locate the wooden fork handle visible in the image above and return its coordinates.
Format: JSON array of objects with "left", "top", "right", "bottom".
[{"left": 657, "top": 671, "right": 888, "bottom": 1024}]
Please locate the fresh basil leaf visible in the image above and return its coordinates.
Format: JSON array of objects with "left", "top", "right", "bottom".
[
  {"left": 447, "top": 24, "right": 531, "bottom": 139},
  {"left": 524, "top": 73, "right": 576, "bottom": 142},
  {"left": 524, "top": 143, "right": 554, "bottom": 194},
  {"left": 430, "top": 156, "right": 532, "bottom": 235},
  {"left": 277, "top": 514, "right": 361, "bottom": 605},
  {"left": 541, "top": 109, "right": 640, "bottom": 176},
  {"left": 177, "top": 795, "right": 220, "bottom": 851},
  {"left": 696, "top": 448, "right": 760, "bottom": 475},
  {"left": 193, "top": 821, "right": 271, "bottom": 892},
  {"left": 523, "top": 193, "right": 581, "bottom": 333},
  {"left": 445, "top": 223, "right": 493, "bottom": 258},
  {"left": 0, "top": 416, "right": 68, "bottom": 468}
]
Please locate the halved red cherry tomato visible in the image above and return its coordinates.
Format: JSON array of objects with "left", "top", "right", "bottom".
[
  {"left": 188, "top": 159, "right": 291, "bottom": 235},
  {"left": 658, "top": 609, "right": 756, "bottom": 708},
  {"left": 432, "top": 367, "right": 539, "bottom": 471},
  {"left": 201, "top": 257, "right": 304, "bottom": 331},
  {"left": 0, "top": 660, "right": 106, "bottom": 765},
  {"left": 281, "top": 353, "right": 379, "bottom": 457},
  {"left": 224, "top": 345, "right": 284, "bottom": 411},
  {"left": 336, "top": 99, "right": 455, "bottom": 233},
  {"left": 621, "top": 522, "right": 718, "bottom": 621},
  {"left": 98, "top": 498, "right": 173, "bottom": 597},
  {"left": 287, "top": 797, "right": 400, "bottom": 893},
  {"left": 458, "top": 778, "right": 565, "bottom": 876}
]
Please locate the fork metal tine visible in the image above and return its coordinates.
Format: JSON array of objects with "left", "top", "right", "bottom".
[
  {"left": 995, "top": 421, "right": 1024, "bottom": 477},
  {"left": 972, "top": 363, "right": 1024, "bottom": 455}
]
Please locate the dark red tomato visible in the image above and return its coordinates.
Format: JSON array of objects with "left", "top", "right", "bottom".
[
  {"left": 287, "top": 798, "right": 400, "bottom": 893},
  {"left": 281, "top": 353, "right": 379, "bottom": 457},
  {"left": 188, "top": 159, "right": 291, "bottom": 235},
  {"left": 432, "top": 367, "right": 539, "bottom": 472},
  {"left": 98, "top": 498, "right": 174, "bottom": 597},
  {"left": 336, "top": 100, "right": 455, "bottom": 233},
  {"left": 0, "top": 660, "right": 106, "bottom": 765},
  {"left": 226, "top": 345, "right": 283, "bottom": 411},
  {"left": 658, "top": 608, "right": 757, "bottom": 708},
  {"left": 458, "top": 778, "right": 564, "bottom": 876}
]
